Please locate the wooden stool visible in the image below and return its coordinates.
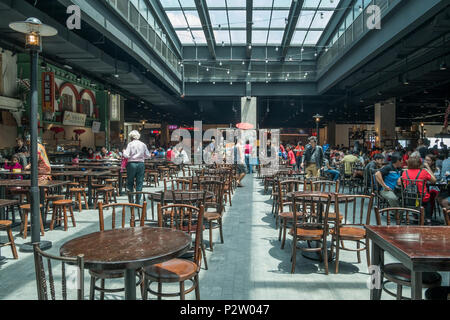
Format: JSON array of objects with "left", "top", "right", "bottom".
[
  {"left": 8, "top": 188, "right": 29, "bottom": 204},
  {"left": 0, "top": 221, "right": 18, "bottom": 259},
  {"left": 105, "top": 179, "right": 119, "bottom": 196},
  {"left": 94, "top": 187, "right": 117, "bottom": 209},
  {"left": 65, "top": 182, "right": 80, "bottom": 198},
  {"left": 20, "top": 204, "right": 45, "bottom": 239},
  {"left": 146, "top": 171, "right": 159, "bottom": 187},
  {"left": 69, "top": 188, "right": 88, "bottom": 212},
  {"left": 50, "top": 200, "right": 76, "bottom": 231},
  {"left": 45, "top": 194, "right": 65, "bottom": 218}
]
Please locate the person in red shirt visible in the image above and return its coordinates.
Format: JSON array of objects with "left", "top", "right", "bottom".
[
  {"left": 287, "top": 146, "right": 296, "bottom": 169},
  {"left": 401, "top": 156, "right": 437, "bottom": 224},
  {"left": 402, "top": 149, "right": 411, "bottom": 168},
  {"left": 293, "top": 142, "right": 304, "bottom": 172}
]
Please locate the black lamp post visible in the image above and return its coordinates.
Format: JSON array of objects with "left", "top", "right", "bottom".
[
  {"left": 420, "top": 122, "right": 425, "bottom": 139},
  {"left": 9, "top": 18, "right": 57, "bottom": 252},
  {"left": 313, "top": 114, "right": 323, "bottom": 143}
]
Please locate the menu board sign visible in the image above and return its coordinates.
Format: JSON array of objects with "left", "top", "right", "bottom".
[
  {"left": 110, "top": 94, "right": 120, "bottom": 121},
  {"left": 41, "top": 72, "right": 55, "bottom": 113},
  {"left": 63, "top": 111, "right": 87, "bottom": 126}
]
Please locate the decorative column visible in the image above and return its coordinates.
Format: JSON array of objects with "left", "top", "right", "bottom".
[{"left": 374, "top": 98, "right": 396, "bottom": 148}]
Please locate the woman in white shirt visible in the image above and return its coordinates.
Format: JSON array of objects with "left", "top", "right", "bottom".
[{"left": 123, "top": 130, "right": 151, "bottom": 203}]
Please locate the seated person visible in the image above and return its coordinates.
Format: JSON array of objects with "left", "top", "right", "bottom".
[
  {"left": 72, "top": 153, "right": 80, "bottom": 165},
  {"left": 375, "top": 153, "right": 403, "bottom": 208},
  {"left": 364, "top": 154, "right": 385, "bottom": 186},
  {"left": 401, "top": 156, "right": 436, "bottom": 224},
  {"left": 4, "top": 155, "right": 24, "bottom": 180},
  {"left": 87, "top": 148, "right": 95, "bottom": 160},
  {"left": 343, "top": 150, "right": 362, "bottom": 178},
  {"left": 323, "top": 156, "right": 340, "bottom": 182},
  {"left": 100, "top": 147, "right": 112, "bottom": 159}
]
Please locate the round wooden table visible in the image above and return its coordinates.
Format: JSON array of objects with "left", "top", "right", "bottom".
[{"left": 60, "top": 226, "right": 191, "bottom": 300}]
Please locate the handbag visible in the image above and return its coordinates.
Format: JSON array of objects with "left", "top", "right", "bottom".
[{"left": 120, "top": 158, "right": 128, "bottom": 172}]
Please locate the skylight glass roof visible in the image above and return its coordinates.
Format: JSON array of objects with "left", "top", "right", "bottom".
[{"left": 161, "top": 0, "right": 342, "bottom": 46}]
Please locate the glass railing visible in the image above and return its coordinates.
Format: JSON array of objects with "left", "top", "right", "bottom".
[
  {"left": 107, "top": 0, "right": 182, "bottom": 77},
  {"left": 317, "top": 0, "right": 393, "bottom": 74}
]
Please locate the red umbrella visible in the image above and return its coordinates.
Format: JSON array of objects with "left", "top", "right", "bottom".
[{"left": 236, "top": 122, "right": 254, "bottom": 130}]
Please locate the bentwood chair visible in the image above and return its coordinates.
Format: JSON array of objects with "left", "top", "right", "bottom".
[
  {"left": 33, "top": 243, "right": 84, "bottom": 300},
  {"left": 290, "top": 193, "right": 333, "bottom": 274},
  {"left": 89, "top": 202, "right": 147, "bottom": 300},
  {"left": 311, "top": 180, "right": 340, "bottom": 193},
  {"left": 163, "top": 178, "right": 192, "bottom": 191},
  {"left": 199, "top": 181, "right": 225, "bottom": 251},
  {"left": 330, "top": 194, "right": 374, "bottom": 274},
  {"left": 374, "top": 207, "right": 442, "bottom": 300},
  {"left": 143, "top": 204, "right": 204, "bottom": 300}
]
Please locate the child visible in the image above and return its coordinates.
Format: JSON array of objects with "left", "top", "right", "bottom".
[
  {"left": 4, "top": 155, "right": 24, "bottom": 180},
  {"left": 72, "top": 154, "right": 80, "bottom": 165}
]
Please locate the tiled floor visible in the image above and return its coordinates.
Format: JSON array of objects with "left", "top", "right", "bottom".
[{"left": 0, "top": 174, "right": 448, "bottom": 300}]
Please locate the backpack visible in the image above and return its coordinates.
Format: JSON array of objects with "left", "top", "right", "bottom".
[{"left": 403, "top": 169, "right": 423, "bottom": 208}]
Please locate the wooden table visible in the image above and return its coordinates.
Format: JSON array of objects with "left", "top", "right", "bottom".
[
  {"left": 60, "top": 226, "right": 191, "bottom": 300},
  {"left": 0, "top": 180, "right": 70, "bottom": 228},
  {"left": 367, "top": 226, "right": 450, "bottom": 300}
]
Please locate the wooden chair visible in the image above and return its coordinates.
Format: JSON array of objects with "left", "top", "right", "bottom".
[
  {"left": 199, "top": 181, "right": 225, "bottom": 251},
  {"left": 163, "top": 178, "right": 192, "bottom": 191},
  {"left": 143, "top": 204, "right": 204, "bottom": 300},
  {"left": 0, "top": 220, "right": 18, "bottom": 259},
  {"left": 374, "top": 206, "right": 442, "bottom": 300},
  {"left": 311, "top": 180, "right": 340, "bottom": 193},
  {"left": 94, "top": 186, "right": 117, "bottom": 209},
  {"left": 277, "top": 180, "right": 305, "bottom": 249},
  {"left": 20, "top": 204, "right": 45, "bottom": 239},
  {"left": 33, "top": 243, "right": 84, "bottom": 300},
  {"left": 330, "top": 194, "right": 374, "bottom": 274},
  {"left": 444, "top": 208, "right": 450, "bottom": 226},
  {"left": 89, "top": 202, "right": 147, "bottom": 300},
  {"left": 290, "top": 193, "right": 333, "bottom": 274},
  {"left": 145, "top": 170, "right": 159, "bottom": 187},
  {"left": 50, "top": 200, "right": 76, "bottom": 231}
]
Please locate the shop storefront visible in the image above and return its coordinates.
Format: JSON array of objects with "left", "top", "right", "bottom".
[{"left": 16, "top": 54, "right": 110, "bottom": 161}]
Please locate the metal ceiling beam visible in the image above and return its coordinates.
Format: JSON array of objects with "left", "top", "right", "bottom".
[
  {"left": 163, "top": 7, "right": 337, "bottom": 11},
  {"left": 174, "top": 27, "right": 325, "bottom": 31},
  {"left": 280, "top": 0, "right": 304, "bottom": 59},
  {"left": 246, "top": 0, "right": 253, "bottom": 59},
  {"left": 195, "top": 0, "right": 216, "bottom": 59}
]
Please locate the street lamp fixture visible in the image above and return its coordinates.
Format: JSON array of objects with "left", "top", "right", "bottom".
[
  {"left": 9, "top": 18, "right": 57, "bottom": 252},
  {"left": 313, "top": 114, "right": 323, "bottom": 143}
]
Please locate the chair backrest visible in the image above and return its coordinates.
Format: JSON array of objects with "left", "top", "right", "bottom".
[
  {"left": 157, "top": 204, "right": 204, "bottom": 267},
  {"left": 170, "top": 190, "right": 207, "bottom": 208},
  {"left": 33, "top": 243, "right": 84, "bottom": 300},
  {"left": 98, "top": 202, "right": 147, "bottom": 231},
  {"left": 163, "top": 178, "right": 192, "bottom": 191},
  {"left": 199, "top": 180, "right": 225, "bottom": 210},
  {"left": 400, "top": 174, "right": 426, "bottom": 209},
  {"left": 292, "top": 193, "right": 333, "bottom": 234},
  {"left": 374, "top": 206, "right": 425, "bottom": 226},
  {"left": 334, "top": 194, "right": 374, "bottom": 227},
  {"left": 311, "top": 180, "right": 340, "bottom": 193},
  {"left": 277, "top": 179, "right": 305, "bottom": 207}
]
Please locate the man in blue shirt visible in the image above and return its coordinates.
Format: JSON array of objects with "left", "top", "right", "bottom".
[{"left": 375, "top": 153, "right": 403, "bottom": 207}]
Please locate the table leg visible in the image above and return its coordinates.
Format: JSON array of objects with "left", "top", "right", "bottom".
[
  {"left": 0, "top": 186, "right": 5, "bottom": 220},
  {"left": 411, "top": 271, "right": 423, "bottom": 300},
  {"left": 370, "top": 241, "right": 383, "bottom": 300},
  {"left": 39, "top": 187, "right": 46, "bottom": 228},
  {"left": 124, "top": 269, "right": 136, "bottom": 300},
  {"left": 87, "top": 176, "right": 93, "bottom": 208}
]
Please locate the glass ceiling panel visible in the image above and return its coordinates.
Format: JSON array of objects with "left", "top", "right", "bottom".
[
  {"left": 227, "top": 10, "right": 247, "bottom": 28},
  {"left": 227, "top": 0, "right": 247, "bottom": 6},
  {"left": 267, "top": 30, "right": 284, "bottom": 45},
  {"left": 304, "top": 30, "right": 322, "bottom": 44},
  {"left": 296, "top": 10, "right": 314, "bottom": 28},
  {"left": 270, "top": 10, "right": 290, "bottom": 28},
  {"left": 206, "top": 0, "right": 226, "bottom": 7},
  {"left": 209, "top": 10, "right": 230, "bottom": 29},
  {"left": 184, "top": 10, "right": 202, "bottom": 28},
  {"left": 167, "top": 12, "right": 188, "bottom": 28},
  {"left": 310, "top": 10, "right": 334, "bottom": 28},
  {"left": 230, "top": 30, "right": 247, "bottom": 44},
  {"left": 253, "top": 10, "right": 272, "bottom": 28},
  {"left": 252, "top": 30, "right": 269, "bottom": 44},
  {"left": 214, "top": 30, "right": 231, "bottom": 45}
]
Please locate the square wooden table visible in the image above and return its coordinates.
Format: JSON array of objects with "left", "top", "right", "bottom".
[{"left": 366, "top": 226, "right": 450, "bottom": 300}]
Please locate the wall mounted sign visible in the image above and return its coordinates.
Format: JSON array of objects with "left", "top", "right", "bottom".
[
  {"left": 92, "top": 121, "right": 101, "bottom": 133},
  {"left": 110, "top": 94, "right": 120, "bottom": 121},
  {"left": 42, "top": 72, "right": 55, "bottom": 113},
  {"left": 63, "top": 111, "right": 86, "bottom": 126}
]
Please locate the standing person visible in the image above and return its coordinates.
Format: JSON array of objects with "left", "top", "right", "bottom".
[
  {"left": 293, "top": 142, "right": 304, "bottom": 172},
  {"left": 234, "top": 138, "right": 246, "bottom": 187},
  {"left": 24, "top": 135, "right": 51, "bottom": 182},
  {"left": 374, "top": 153, "right": 403, "bottom": 208},
  {"left": 244, "top": 140, "right": 253, "bottom": 174},
  {"left": 123, "top": 130, "right": 151, "bottom": 204},
  {"left": 301, "top": 136, "right": 324, "bottom": 178},
  {"left": 14, "top": 137, "right": 28, "bottom": 168},
  {"left": 287, "top": 146, "right": 296, "bottom": 169}
]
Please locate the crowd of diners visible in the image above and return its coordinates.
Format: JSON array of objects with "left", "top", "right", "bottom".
[{"left": 280, "top": 137, "right": 449, "bottom": 225}]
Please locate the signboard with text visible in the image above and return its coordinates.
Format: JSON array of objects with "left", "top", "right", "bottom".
[
  {"left": 63, "top": 111, "right": 87, "bottom": 126},
  {"left": 42, "top": 72, "right": 55, "bottom": 113}
]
